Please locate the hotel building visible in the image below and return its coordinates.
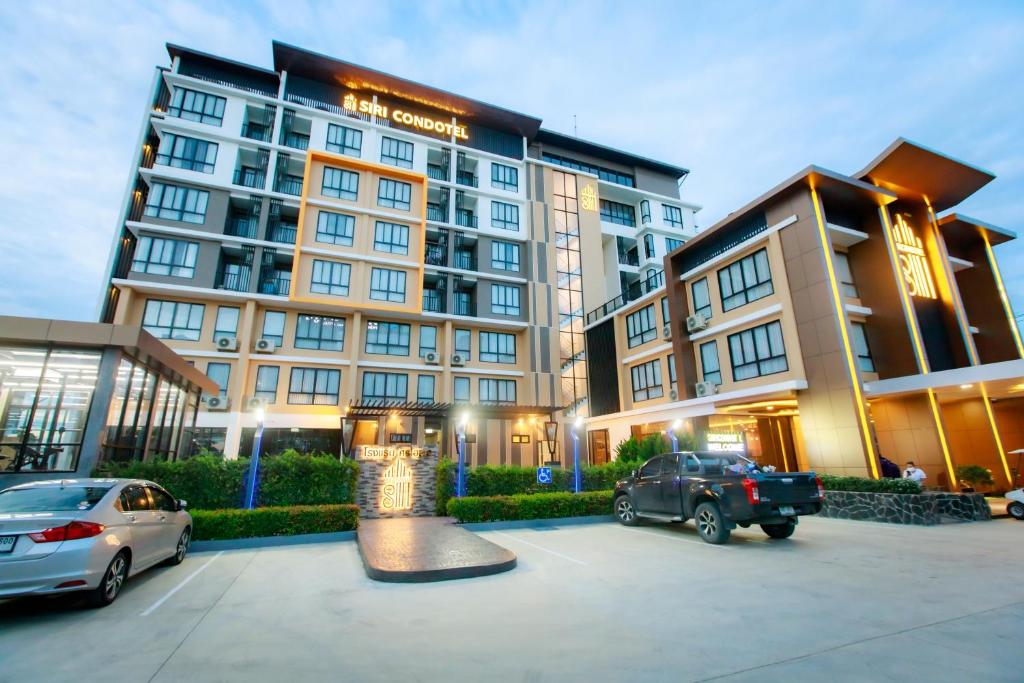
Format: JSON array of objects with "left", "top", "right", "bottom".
[
  {"left": 99, "top": 41, "right": 698, "bottom": 464},
  {"left": 585, "top": 139, "right": 1024, "bottom": 490}
]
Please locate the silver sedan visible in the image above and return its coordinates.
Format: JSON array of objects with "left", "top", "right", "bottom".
[{"left": 0, "top": 478, "right": 192, "bottom": 607}]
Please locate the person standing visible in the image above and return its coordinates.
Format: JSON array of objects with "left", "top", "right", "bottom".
[{"left": 903, "top": 461, "right": 926, "bottom": 483}]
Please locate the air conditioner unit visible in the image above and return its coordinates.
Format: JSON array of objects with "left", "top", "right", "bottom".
[
  {"left": 669, "top": 388, "right": 679, "bottom": 401},
  {"left": 206, "top": 396, "right": 230, "bottom": 411},
  {"left": 662, "top": 324, "right": 672, "bottom": 340},
  {"left": 694, "top": 381, "right": 719, "bottom": 398},
  {"left": 255, "top": 338, "right": 277, "bottom": 353},
  {"left": 216, "top": 336, "right": 239, "bottom": 352},
  {"left": 451, "top": 353, "right": 466, "bottom": 367},
  {"left": 686, "top": 314, "right": 709, "bottom": 333},
  {"left": 424, "top": 351, "right": 440, "bottom": 365},
  {"left": 246, "top": 397, "right": 267, "bottom": 411}
]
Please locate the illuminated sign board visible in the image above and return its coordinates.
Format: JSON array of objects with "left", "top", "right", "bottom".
[
  {"left": 579, "top": 184, "right": 598, "bottom": 211},
  {"left": 356, "top": 446, "right": 431, "bottom": 460},
  {"left": 381, "top": 457, "right": 413, "bottom": 511},
  {"left": 892, "top": 214, "right": 937, "bottom": 299},
  {"left": 343, "top": 93, "right": 468, "bottom": 140},
  {"left": 706, "top": 432, "right": 744, "bottom": 452}
]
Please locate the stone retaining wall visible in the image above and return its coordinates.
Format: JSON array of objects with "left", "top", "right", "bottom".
[
  {"left": 819, "top": 491, "right": 991, "bottom": 525},
  {"left": 355, "top": 453, "right": 438, "bottom": 519}
]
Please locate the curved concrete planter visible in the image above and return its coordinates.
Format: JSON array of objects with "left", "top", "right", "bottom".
[{"left": 819, "top": 491, "right": 991, "bottom": 525}]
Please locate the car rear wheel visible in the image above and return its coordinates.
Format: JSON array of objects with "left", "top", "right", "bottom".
[
  {"left": 164, "top": 527, "right": 191, "bottom": 566},
  {"left": 615, "top": 495, "right": 639, "bottom": 526},
  {"left": 761, "top": 519, "right": 797, "bottom": 539},
  {"left": 695, "top": 501, "right": 730, "bottom": 544},
  {"left": 1008, "top": 501, "right": 1024, "bottom": 520},
  {"left": 87, "top": 551, "right": 129, "bottom": 608}
]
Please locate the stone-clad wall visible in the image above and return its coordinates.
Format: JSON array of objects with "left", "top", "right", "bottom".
[
  {"left": 819, "top": 491, "right": 991, "bottom": 525},
  {"left": 356, "top": 453, "right": 438, "bottom": 519}
]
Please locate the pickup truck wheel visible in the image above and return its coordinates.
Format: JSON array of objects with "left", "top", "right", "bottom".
[
  {"left": 1008, "top": 501, "right": 1024, "bottom": 520},
  {"left": 615, "top": 495, "right": 639, "bottom": 526},
  {"left": 695, "top": 502, "right": 730, "bottom": 544},
  {"left": 761, "top": 520, "right": 797, "bottom": 539}
]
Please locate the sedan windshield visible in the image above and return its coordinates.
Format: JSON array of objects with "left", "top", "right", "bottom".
[{"left": 0, "top": 486, "right": 113, "bottom": 513}]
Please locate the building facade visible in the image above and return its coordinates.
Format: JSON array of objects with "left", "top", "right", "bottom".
[
  {"left": 586, "top": 140, "right": 1024, "bottom": 490},
  {"left": 100, "top": 42, "right": 698, "bottom": 465}
]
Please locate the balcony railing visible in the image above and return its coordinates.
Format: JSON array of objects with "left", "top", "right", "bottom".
[
  {"left": 427, "top": 203, "right": 448, "bottom": 223},
  {"left": 456, "top": 170, "right": 478, "bottom": 188},
  {"left": 425, "top": 243, "right": 447, "bottom": 266},
  {"left": 453, "top": 297, "right": 476, "bottom": 317},
  {"left": 453, "top": 250, "right": 476, "bottom": 271},
  {"left": 241, "top": 123, "right": 271, "bottom": 142},
  {"left": 455, "top": 209, "right": 478, "bottom": 228},
  {"left": 618, "top": 249, "right": 640, "bottom": 267},
  {"left": 275, "top": 175, "right": 303, "bottom": 196},
  {"left": 233, "top": 168, "right": 265, "bottom": 189},
  {"left": 422, "top": 290, "right": 445, "bottom": 313},
  {"left": 281, "top": 131, "right": 310, "bottom": 151},
  {"left": 260, "top": 274, "right": 291, "bottom": 297},
  {"left": 226, "top": 216, "right": 258, "bottom": 239},
  {"left": 584, "top": 270, "right": 666, "bottom": 325},
  {"left": 217, "top": 270, "right": 250, "bottom": 292},
  {"left": 427, "top": 164, "right": 448, "bottom": 181},
  {"left": 268, "top": 224, "right": 297, "bottom": 244}
]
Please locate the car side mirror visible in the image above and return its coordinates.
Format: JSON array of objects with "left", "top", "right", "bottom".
[{"left": 177, "top": 499, "right": 188, "bottom": 511}]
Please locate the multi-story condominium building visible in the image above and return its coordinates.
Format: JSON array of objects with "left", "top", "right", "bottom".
[
  {"left": 99, "top": 42, "right": 698, "bottom": 465},
  {"left": 586, "top": 139, "right": 1024, "bottom": 490}
]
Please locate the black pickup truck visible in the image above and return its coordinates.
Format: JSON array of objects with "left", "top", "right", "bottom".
[{"left": 613, "top": 451, "right": 824, "bottom": 544}]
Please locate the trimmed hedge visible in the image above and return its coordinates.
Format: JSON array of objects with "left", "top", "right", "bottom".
[
  {"left": 447, "top": 491, "right": 614, "bottom": 523},
  {"left": 820, "top": 474, "right": 921, "bottom": 495},
  {"left": 190, "top": 504, "right": 359, "bottom": 541}
]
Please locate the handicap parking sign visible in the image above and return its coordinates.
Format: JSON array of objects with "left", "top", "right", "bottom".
[{"left": 537, "top": 466, "right": 552, "bottom": 485}]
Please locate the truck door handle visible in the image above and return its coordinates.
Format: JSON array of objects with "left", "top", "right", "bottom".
[
  {"left": 158, "top": 515, "right": 167, "bottom": 522},
  {"left": 125, "top": 514, "right": 136, "bottom": 521}
]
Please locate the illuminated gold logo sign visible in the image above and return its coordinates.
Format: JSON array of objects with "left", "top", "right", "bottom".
[
  {"left": 892, "top": 214, "right": 937, "bottom": 299},
  {"left": 357, "top": 446, "right": 429, "bottom": 460},
  {"left": 706, "top": 432, "right": 744, "bottom": 452},
  {"left": 579, "top": 184, "right": 598, "bottom": 211},
  {"left": 380, "top": 457, "right": 413, "bottom": 511},
  {"left": 343, "top": 93, "right": 468, "bottom": 140}
]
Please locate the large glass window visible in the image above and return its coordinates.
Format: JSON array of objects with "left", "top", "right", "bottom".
[
  {"left": 144, "top": 182, "right": 209, "bottom": 224},
  {"left": 626, "top": 304, "right": 657, "bottom": 348},
  {"left": 663, "top": 205, "right": 684, "bottom": 228},
  {"left": 661, "top": 296, "right": 670, "bottom": 325},
  {"left": 834, "top": 251, "right": 858, "bottom": 298},
  {"left": 643, "top": 234, "right": 656, "bottom": 260},
  {"left": 851, "top": 322, "right": 875, "bottom": 372},
  {"left": 310, "top": 260, "right": 351, "bottom": 297},
  {"left": 380, "top": 136, "right": 414, "bottom": 168},
  {"left": 213, "top": 306, "right": 239, "bottom": 343},
  {"left": 419, "top": 326, "right": 437, "bottom": 356},
  {"left": 491, "top": 284, "right": 521, "bottom": 316},
  {"left": 206, "top": 362, "right": 230, "bottom": 399},
  {"left": 142, "top": 300, "right": 204, "bottom": 341},
  {"left": 316, "top": 211, "right": 355, "bottom": 246},
  {"left": 365, "top": 321, "right": 410, "bottom": 356},
  {"left": 131, "top": 236, "right": 199, "bottom": 278},
  {"left": 491, "top": 240, "right": 520, "bottom": 271},
  {"left": 691, "top": 278, "right": 712, "bottom": 319},
  {"left": 541, "top": 152, "right": 635, "bottom": 187},
  {"left": 491, "top": 163, "right": 518, "bottom": 192},
  {"left": 326, "top": 124, "right": 362, "bottom": 156},
  {"left": 288, "top": 368, "right": 340, "bottom": 405},
  {"left": 369, "top": 267, "right": 407, "bottom": 303},
  {"left": 479, "top": 378, "right": 516, "bottom": 404},
  {"left": 630, "top": 359, "right": 663, "bottom": 402},
  {"left": 417, "top": 374, "right": 435, "bottom": 402},
  {"left": 322, "top": 167, "right": 358, "bottom": 200},
  {"left": 295, "top": 314, "right": 345, "bottom": 351},
  {"left": 700, "top": 341, "right": 722, "bottom": 385},
  {"left": 479, "top": 332, "right": 516, "bottom": 364},
  {"left": 373, "top": 221, "right": 410, "bottom": 255},
  {"left": 640, "top": 200, "right": 652, "bottom": 224},
  {"left": 728, "top": 320, "right": 788, "bottom": 381},
  {"left": 102, "top": 357, "right": 159, "bottom": 463},
  {"left": 453, "top": 376, "right": 470, "bottom": 402},
  {"left": 377, "top": 178, "right": 412, "bottom": 211},
  {"left": 491, "top": 201, "right": 519, "bottom": 230},
  {"left": 718, "top": 248, "right": 773, "bottom": 311},
  {"left": 168, "top": 87, "right": 225, "bottom": 126},
  {"left": 261, "top": 311, "right": 286, "bottom": 346},
  {"left": 155, "top": 133, "right": 218, "bottom": 173},
  {"left": 254, "top": 366, "right": 279, "bottom": 403},
  {"left": 600, "top": 199, "right": 636, "bottom": 227},
  {"left": 665, "top": 237, "right": 684, "bottom": 252},
  {"left": 361, "top": 372, "right": 407, "bottom": 401},
  {"left": 454, "top": 329, "right": 471, "bottom": 357}
]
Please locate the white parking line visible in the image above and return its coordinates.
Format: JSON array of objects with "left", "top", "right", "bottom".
[
  {"left": 140, "top": 551, "right": 224, "bottom": 617},
  {"left": 614, "top": 526, "right": 733, "bottom": 548},
  {"left": 488, "top": 531, "right": 589, "bottom": 566}
]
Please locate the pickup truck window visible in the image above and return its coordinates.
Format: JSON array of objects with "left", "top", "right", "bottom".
[
  {"left": 638, "top": 457, "right": 662, "bottom": 478},
  {"left": 684, "top": 455, "right": 701, "bottom": 473},
  {"left": 660, "top": 454, "right": 680, "bottom": 475},
  {"left": 695, "top": 453, "right": 753, "bottom": 476}
]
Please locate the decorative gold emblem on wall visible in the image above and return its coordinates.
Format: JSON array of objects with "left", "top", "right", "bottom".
[
  {"left": 343, "top": 93, "right": 358, "bottom": 112},
  {"left": 380, "top": 457, "right": 413, "bottom": 511},
  {"left": 579, "top": 184, "right": 598, "bottom": 212},
  {"left": 892, "top": 214, "right": 937, "bottom": 299}
]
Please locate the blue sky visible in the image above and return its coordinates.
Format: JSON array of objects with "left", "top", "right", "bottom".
[{"left": 0, "top": 0, "right": 1022, "bottom": 325}]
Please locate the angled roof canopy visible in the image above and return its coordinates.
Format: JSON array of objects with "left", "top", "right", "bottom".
[{"left": 937, "top": 212, "right": 1016, "bottom": 251}]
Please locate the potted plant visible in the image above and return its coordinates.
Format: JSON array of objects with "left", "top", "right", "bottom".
[{"left": 956, "top": 464, "right": 993, "bottom": 493}]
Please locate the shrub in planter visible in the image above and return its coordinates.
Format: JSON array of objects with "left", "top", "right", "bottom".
[
  {"left": 955, "top": 464, "right": 994, "bottom": 492},
  {"left": 436, "top": 457, "right": 456, "bottom": 516},
  {"left": 447, "top": 491, "right": 613, "bottom": 523},
  {"left": 614, "top": 437, "right": 642, "bottom": 463},
  {"left": 819, "top": 474, "right": 921, "bottom": 495},
  {"left": 96, "top": 456, "right": 250, "bottom": 509},
  {"left": 190, "top": 504, "right": 359, "bottom": 541},
  {"left": 258, "top": 451, "right": 359, "bottom": 506}
]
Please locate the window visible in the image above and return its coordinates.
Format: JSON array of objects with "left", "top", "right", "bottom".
[
  {"left": 417, "top": 375, "right": 435, "bottom": 402},
  {"left": 834, "top": 251, "right": 858, "bottom": 298},
  {"left": 295, "top": 314, "right": 345, "bottom": 351},
  {"left": 288, "top": 368, "right": 340, "bottom": 405},
  {"left": 479, "top": 378, "right": 516, "bottom": 404},
  {"left": 667, "top": 353, "right": 677, "bottom": 386},
  {"left": 322, "top": 167, "right": 358, "bottom": 200},
  {"left": 377, "top": 178, "right": 411, "bottom": 210},
  {"left": 155, "top": 133, "right": 218, "bottom": 174},
  {"left": 131, "top": 236, "right": 199, "bottom": 278},
  {"left": 491, "top": 284, "right": 521, "bottom": 316},
  {"left": 851, "top": 322, "right": 875, "bottom": 372},
  {"left": 625, "top": 304, "right": 657, "bottom": 348},
  {"left": 365, "top": 321, "right": 410, "bottom": 356},
  {"left": 373, "top": 221, "right": 410, "bottom": 255},
  {"left": 326, "top": 124, "right": 362, "bottom": 156},
  {"left": 310, "top": 260, "right": 351, "bottom": 296},
  {"left": 600, "top": 199, "right": 636, "bottom": 227},
  {"left": 454, "top": 329, "right": 471, "bottom": 357},
  {"left": 419, "top": 326, "right": 437, "bottom": 356},
  {"left": 316, "top": 211, "right": 355, "bottom": 246},
  {"left": 728, "top": 320, "right": 788, "bottom": 381},
  {"left": 665, "top": 237, "right": 684, "bottom": 252},
  {"left": 700, "top": 341, "right": 722, "bottom": 385},
  {"left": 491, "top": 201, "right": 520, "bottom": 230},
  {"left": 718, "top": 248, "right": 773, "bottom": 311},
  {"left": 491, "top": 163, "right": 518, "bottom": 191},
  {"left": 142, "top": 300, "right": 204, "bottom": 340},
  {"left": 206, "top": 362, "right": 230, "bottom": 398},
  {"left": 261, "top": 311, "right": 286, "bottom": 345},
  {"left": 148, "top": 486, "right": 177, "bottom": 512},
  {"left": 661, "top": 296, "right": 670, "bottom": 324},
  {"left": 630, "top": 359, "right": 663, "bottom": 402},
  {"left": 144, "top": 182, "right": 209, "bottom": 224},
  {"left": 640, "top": 200, "right": 652, "bottom": 224},
  {"left": 453, "top": 376, "right": 470, "bottom": 402},
  {"left": 643, "top": 234, "right": 656, "bottom": 260},
  {"left": 361, "top": 372, "right": 407, "bottom": 401},
  {"left": 254, "top": 366, "right": 279, "bottom": 403},
  {"left": 541, "top": 152, "right": 634, "bottom": 187},
  {"left": 491, "top": 240, "right": 520, "bottom": 271},
  {"left": 691, "top": 278, "right": 712, "bottom": 319},
  {"left": 639, "top": 457, "right": 663, "bottom": 478},
  {"left": 369, "top": 267, "right": 407, "bottom": 303},
  {"left": 213, "top": 306, "right": 239, "bottom": 342},
  {"left": 168, "top": 87, "right": 225, "bottom": 126},
  {"left": 380, "top": 136, "right": 414, "bottom": 168},
  {"left": 663, "top": 205, "right": 684, "bottom": 228},
  {"left": 479, "top": 332, "right": 516, "bottom": 364}
]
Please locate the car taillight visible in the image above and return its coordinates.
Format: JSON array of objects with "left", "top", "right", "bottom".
[
  {"left": 741, "top": 478, "right": 760, "bottom": 505},
  {"left": 28, "top": 521, "right": 105, "bottom": 543},
  {"left": 815, "top": 476, "right": 825, "bottom": 499}
]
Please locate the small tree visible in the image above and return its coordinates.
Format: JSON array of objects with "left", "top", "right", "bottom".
[
  {"left": 675, "top": 431, "right": 699, "bottom": 451},
  {"left": 638, "top": 433, "right": 671, "bottom": 461},
  {"left": 614, "top": 436, "right": 642, "bottom": 463},
  {"left": 956, "top": 464, "right": 993, "bottom": 491}
]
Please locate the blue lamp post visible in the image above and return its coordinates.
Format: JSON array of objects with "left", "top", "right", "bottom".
[
  {"left": 456, "top": 412, "right": 469, "bottom": 498},
  {"left": 571, "top": 416, "right": 584, "bottom": 493},
  {"left": 244, "top": 405, "right": 266, "bottom": 509},
  {"left": 668, "top": 418, "right": 682, "bottom": 452}
]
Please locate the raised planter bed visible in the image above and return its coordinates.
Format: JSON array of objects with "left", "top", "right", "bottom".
[{"left": 820, "top": 490, "right": 991, "bottom": 525}]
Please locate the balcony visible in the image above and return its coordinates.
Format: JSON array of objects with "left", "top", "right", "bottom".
[
  {"left": 456, "top": 170, "right": 478, "bottom": 188},
  {"left": 427, "top": 203, "right": 448, "bottom": 223},
  {"left": 267, "top": 223, "right": 297, "bottom": 245},
  {"left": 455, "top": 209, "right": 478, "bottom": 228},
  {"left": 453, "top": 295, "right": 475, "bottom": 317},
  {"left": 226, "top": 216, "right": 258, "bottom": 239},
  {"left": 618, "top": 249, "right": 639, "bottom": 267},
  {"left": 422, "top": 289, "right": 445, "bottom": 313},
  {"left": 453, "top": 249, "right": 476, "bottom": 271},
  {"left": 233, "top": 168, "right": 265, "bottom": 189},
  {"left": 217, "top": 270, "right": 250, "bottom": 292},
  {"left": 260, "top": 273, "right": 291, "bottom": 297},
  {"left": 427, "top": 164, "right": 448, "bottom": 181},
  {"left": 281, "top": 131, "right": 310, "bottom": 151},
  {"left": 584, "top": 270, "right": 666, "bottom": 325},
  {"left": 240, "top": 123, "right": 271, "bottom": 143},
  {"left": 425, "top": 243, "right": 447, "bottom": 267},
  {"left": 275, "top": 174, "right": 303, "bottom": 196}
]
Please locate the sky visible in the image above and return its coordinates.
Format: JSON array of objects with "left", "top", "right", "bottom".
[{"left": 0, "top": 0, "right": 1022, "bottom": 325}]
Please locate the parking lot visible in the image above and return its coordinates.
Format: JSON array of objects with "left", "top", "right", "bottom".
[{"left": 1, "top": 516, "right": 1022, "bottom": 682}]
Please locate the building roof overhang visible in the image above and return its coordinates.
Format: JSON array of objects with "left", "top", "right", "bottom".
[
  {"left": 856, "top": 138, "right": 995, "bottom": 212},
  {"left": 534, "top": 129, "right": 690, "bottom": 180},
  {"left": 937, "top": 212, "right": 1016, "bottom": 251},
  {"left": 344, "top": 400, "right": 563, "bottom": 420},
  {"left": 863, "top": 359, "right": 1024, "bottom": 402}
]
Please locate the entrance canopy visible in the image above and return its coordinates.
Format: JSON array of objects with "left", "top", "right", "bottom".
[{"left": 344, "top": 400, "right": 563, "bottom": 421}]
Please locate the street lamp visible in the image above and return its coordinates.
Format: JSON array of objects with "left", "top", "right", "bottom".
[
  {"left": 456, "top": 412, "right": 469, "bottom": 498},
  {"left": 244, "top": 405, "right": 266, "bottom": 510},
  {"left": 668, "top": 418, "right": 683, "bottom": 452},
  {"left": 571, "top": 416, "right": 584, "bottom": 493}
]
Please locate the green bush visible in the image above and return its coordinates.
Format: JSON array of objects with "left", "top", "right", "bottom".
[
  {"left": 955, "top": 464, "right": 994, "bottom": 489},
  {"left": 638, "top": 433, "right": 671, "bottom": 461},
  {"left": 258, "top": 451, "right": 359, "bottom": 506},
  {"left": 447, "top": 491, "right": 613, "bottom": 523},
  {"left": 436, "top": 457, "right": 456, "bottom": 515},
  {"left": 96, "top": 456, "right": 249, "bottom": 509},
  {"left": 190, "top": 504, "right": 359, "bottom": 541},
  {"left": 615, "top": 437, "right": 642, "bottom": 462},
  {"left": 820, "top": 474, "right": 921, "bottom": 494}
]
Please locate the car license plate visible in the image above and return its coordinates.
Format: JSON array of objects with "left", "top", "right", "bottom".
[
  {"left": 779, "top": 506, "right": 795, "bottom": 516},
  {"left": 0, "top": 536, "right": 15, "bottom": 553}
]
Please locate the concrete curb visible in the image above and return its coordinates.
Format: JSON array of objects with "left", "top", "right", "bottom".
[
  {"left": 461, "top": 514, "right": 615, "bottom": 532},
  {"left": 191, "top": 530, "right": 356, "bottom": 552}
]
